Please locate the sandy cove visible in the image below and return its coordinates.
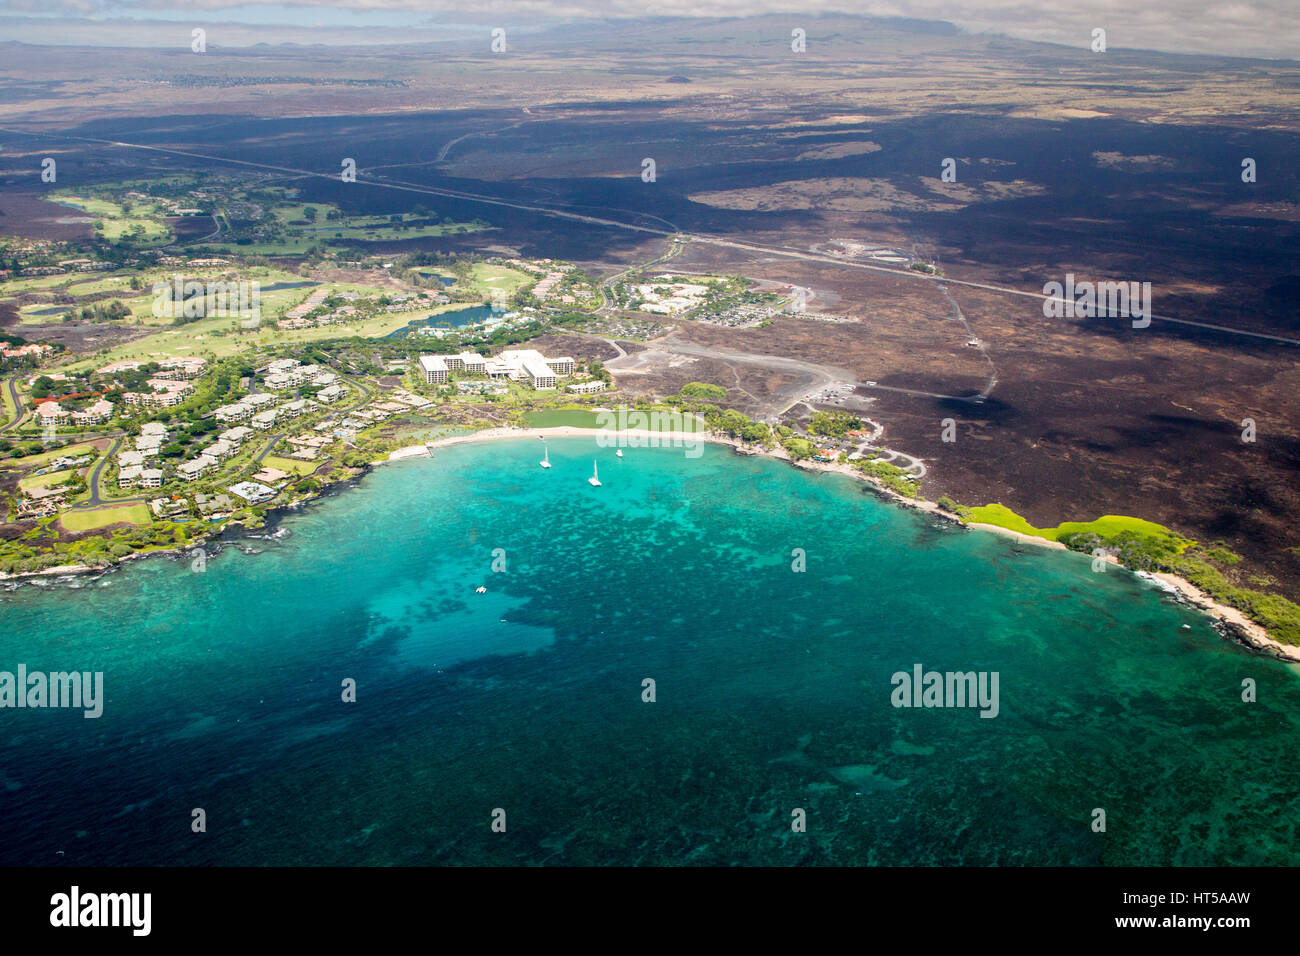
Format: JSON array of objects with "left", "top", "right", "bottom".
[
  {"left": 406, "top": 424, "right": 1300, "bottom": 664},
  {"left": 6, "top": 424, "right": 1292, "bottom": 664}
]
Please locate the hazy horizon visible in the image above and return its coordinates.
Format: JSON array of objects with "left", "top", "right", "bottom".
[{"left": 0, "top": 3, "right": 1297, "bottom": 60}]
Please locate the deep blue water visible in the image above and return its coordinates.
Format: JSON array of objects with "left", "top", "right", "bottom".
[{"left": 1, "top": 438, "right": 1297, "bottom": 865}]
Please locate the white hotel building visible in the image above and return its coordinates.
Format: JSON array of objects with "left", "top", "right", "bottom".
[
  {"left": 418, "top": 355, "right": 449, "bottom": 384},
  {"left": 496, "top": 350, "right": 574, "bottom": 389},
  {"left": 444, "top": 352, "right": 487, "bottom": 375},
  {"left": 419, "top": 349, "right": 573, "bottom": 390}
]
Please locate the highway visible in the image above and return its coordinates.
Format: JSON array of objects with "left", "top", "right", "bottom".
[{"left": 4, "top": 125, "right": 1295, "bottom": 349}]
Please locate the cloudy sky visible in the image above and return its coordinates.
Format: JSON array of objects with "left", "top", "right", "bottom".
[{"left": 0, "top": 0, "right": 1296, "bottom": 59}]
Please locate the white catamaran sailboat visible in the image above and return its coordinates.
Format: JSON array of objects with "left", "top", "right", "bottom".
[
  {"left": 540, "top": 446, "right": 551, "bottom": 468},
  {"left": 588, "top": 461, "right": 601, "bottom": 486}
]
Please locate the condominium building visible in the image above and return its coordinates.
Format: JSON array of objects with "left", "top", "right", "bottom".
[
  {"left": 72, "top": 399, "right": 114, "bottom": 426},
  {"left": 418, "top": 354, "right": 449, "bottom": 384},
  {"left": 124, "top": 380, "right": 193, "bottom": 408},
  {"left": 178, "top": 456, "right": 217, "bottom": 481},
  {"left": 215, "top": 403, "right": 253, "bottom": 424},
  {"left": 154, "top": 357, "right": 207, "bottom": 380},
  {"left": 201, "top": 440, "right": 232, "bottom": 460},
  {"left": 35, "top": 402, "right": 68, "bottom": 425}
]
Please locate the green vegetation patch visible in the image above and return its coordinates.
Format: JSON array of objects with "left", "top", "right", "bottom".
[
  {"left": 60, "top": 504, "right": 151, "bottom": 532},
  {"left": 963, "top": 505, "right": 1190, "bottom": 553},
  {"left": 1171, "top": 555, "right": 1300, "bottom": 646},
  {"left": 18, "top": 467, "right": 83, "bottom": 491},
  {"left": 679, "top": 382, "right": 727, "bottom": 400},
  {"left": 808, "top": 410, "right": 864, "bottom": 438},
  {"left": 963, "top": 503, "right": 1050, "bottom": 538},
  {"left": 262, "top": 456, "right": 319, "bottom": 476},
  {"left": 1, "top": 383, "right": 16, "bottom": 424},
  {"left": 4, "top": 442, "right": 104, "bottom": 469},
  {"left": 852, "top": 458, "right": 920, "bottom": 498},
  {"left": 961, "top": 502, "right": 1300, "bottom": 645},
  {"left": 782, "top": 437, "right": 816, "bottom": 458}
]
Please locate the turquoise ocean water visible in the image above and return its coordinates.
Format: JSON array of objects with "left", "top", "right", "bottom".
[{"left": 1, "top": 437, "right": 1297, "bottom": 865}]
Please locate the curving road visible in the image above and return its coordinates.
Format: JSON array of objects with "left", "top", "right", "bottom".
[
  {"left": 1, "top": 376, "right": 24, "bottom": 432},
  {"left": 76, "top": 436, "right": 122, "bottom": 507},
  {"left": 596, "top": 237, "right": 684, "bottom": 314},
  {"left": 253, "top": 433, "right": 285, "bottom": 465}
]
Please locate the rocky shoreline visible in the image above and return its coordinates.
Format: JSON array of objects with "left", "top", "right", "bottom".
[{"left": 5, "top": 423, "right": 1295, "bottom": 665}]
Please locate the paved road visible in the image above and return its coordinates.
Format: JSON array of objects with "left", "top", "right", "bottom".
[
  {"left": 339, "top": 373, "right": 372, "bottom": 403},
  {"left": 8, "top": 127, "right": 1293, "bottom": 349},
  {"left": 610, "top": 335, "right": 854, "bottom": 418},
  {"left": 608, "top": 335, "right": 984, "bottom": 417},
  {"left": 434, "top": 116, "right": 531, "bottom": 163},
  {"left": 683, "top": 235, "right": 1300, "bottom": 348},
  {"left": 0, "top": 377, "right": 24, "bottom": 433},
  {"left": 596, "top": 237, "right": 683, "bottom": 314},
  {"left": 191, "top": 213, "right": 222, "bottom": 244},
  {"left": 76, "top": 436, "right": 122, "bottom": 507},
  {"left": 60, "top": 436, "right": 157, "bottom": 512},
  {"left": 253, "top": 433, "right": 284, "bottom": 465}
]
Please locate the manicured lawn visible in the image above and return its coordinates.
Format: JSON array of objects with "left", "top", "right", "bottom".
[
  {"left": 463, "top": 262, "right": 532, "bottom": 299},
  {"left": 199, "top": 204, "right": 489, "bottom": 256},
  {"left": 51, "top": 195, "right": 128, "bottom": 218},
  {"left": 262, "top": 456, "right": 318, "bottom": 476},
  {"left": 1054, "top": 515, "right": 1188, "bottom": 547},
  {"left": 0, "top": 274, "right": 79, "bottom": 294},
  {"left": 60, "top": 504, "right": 151, "bottom": 532},
  {"left": 97, "top": 217, "right": 172, "bottom": 242},
  {"left": 271, "top": 202, "right": 343, "bottom": 223},
  {"left": 523, "top": 409, "right": 602, "bottom": 428},
  {"left": 50, "top": 195, "right": 173, "bottom": 245},
  {"left": 5, "top": 441, "right": 106, "bottom": 469},
  {"left": 62, "top": 305, "right": 451, "bottom": 370},
  {"left": 19, "top": 467, "right": 83, "bottom": 491},
  {"left": 0, "top": 382, "right": 15, "bottom": 424}
]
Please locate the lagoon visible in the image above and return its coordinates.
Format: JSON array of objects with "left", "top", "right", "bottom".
[{"left": 0, "top": 438, "right": 1296, "bottom": 865}]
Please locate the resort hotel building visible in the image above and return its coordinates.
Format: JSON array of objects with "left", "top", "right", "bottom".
[{"left": 418, "top": 349, "right": 574, "bottom": 390}]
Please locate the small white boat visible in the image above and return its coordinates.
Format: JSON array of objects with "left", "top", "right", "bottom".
[
  {"left": 616, "top": 449, "right": 623, "bottom": 458},
  {"left": 588, "top": 461, "right": 601, "bottom": 487},
  {"left": 540, "top": 446, "right": 551, "bottom": 469}
]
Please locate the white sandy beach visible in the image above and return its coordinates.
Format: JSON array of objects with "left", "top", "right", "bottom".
[
  {"left": 6, "top": 422, "right": 1291, "bottom": 663},
  {"left": 402, "top": 423, "right": 1300, "bottom": 663}
]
